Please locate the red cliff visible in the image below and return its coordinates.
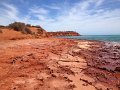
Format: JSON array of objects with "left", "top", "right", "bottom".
[{"left": 47, "top": 31, "right": 80, "bottom": 37}]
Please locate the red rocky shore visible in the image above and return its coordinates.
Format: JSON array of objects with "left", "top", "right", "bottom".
[{"left": 0, "top": 37, "right": 120, "bottom": 90}]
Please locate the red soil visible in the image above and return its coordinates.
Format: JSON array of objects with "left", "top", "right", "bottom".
[
  {"left": 0, "top": 29, "right": 33, "bottom": 41},
  {"left": 0, "top": 37, "right": 119, "bottom": 90}
]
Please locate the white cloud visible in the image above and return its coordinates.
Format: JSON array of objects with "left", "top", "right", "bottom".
[
  {"left": 1, "top": 3, "right": 18, "bottom": 19},
  {"left": 75, "top": 0, "right": 104, "bottom": 11},
  {"left": 0, "top": 3, "right": 50, "bottom": 25},
  {"left": 29, "top": 6, "right": 50, "bottom": 22},
  {"left": 41, "top": 0, "right": 120, "bottom": 35},
  {"left": 95, "top": 0, "right": 104, "bottom": 7},
  {"left": 0, "top": 1, "right": 120, "bottom": 35},
  {"left": 30, "top": 7, "right": 49, "bottom": 15},
  {"left": 44, "top": 5, "right": 61, "bottom": 10},
  {"left": 0, "top": 3, "right": 19, "bottom": 25}
]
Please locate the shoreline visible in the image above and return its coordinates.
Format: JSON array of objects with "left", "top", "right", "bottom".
[
  {"left": 58, "top": 35, "right": 120, "bottom": 42},
  {"left": 0, "top": 37, "right": 120, "bottom": 90}
]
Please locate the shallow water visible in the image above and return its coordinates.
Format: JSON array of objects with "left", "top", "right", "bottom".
[{"left": 59, "top": 35, "right": 120, "bottom": 42}]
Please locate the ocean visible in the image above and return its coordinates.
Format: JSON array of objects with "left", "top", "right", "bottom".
[{"left": 59, "top": 35, "right": 120, "bottom": 42}]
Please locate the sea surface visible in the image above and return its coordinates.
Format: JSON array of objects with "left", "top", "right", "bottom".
[{"left": 59, "top": 35, "right": 120, "bottom": 42}]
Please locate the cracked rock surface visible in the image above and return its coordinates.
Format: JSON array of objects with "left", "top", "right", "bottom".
[{"left": 0, "top": 38, "right": 120, "bottom": 90}]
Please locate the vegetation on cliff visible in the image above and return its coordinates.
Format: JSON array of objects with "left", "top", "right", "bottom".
[
  {"left": 0, "top": 22, "right": 80, "bottom": 40},
  {"left": 8, "top": 22, "right": 37, "bottom": 35}
]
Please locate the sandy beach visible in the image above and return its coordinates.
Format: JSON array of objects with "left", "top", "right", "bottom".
[{"left": 0, "top": 37, "right": 120, "bottom": 90}]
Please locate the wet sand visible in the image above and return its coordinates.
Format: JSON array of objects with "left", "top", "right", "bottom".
[{"left": 0, "top": 38, "right": 120, "bottom": 90}]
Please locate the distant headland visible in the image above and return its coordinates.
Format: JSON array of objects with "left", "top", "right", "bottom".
[{"left": 0, "top": 22, "right": 80, "bottom": 40}]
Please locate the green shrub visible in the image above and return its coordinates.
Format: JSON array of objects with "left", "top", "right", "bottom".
[
  {"left": 0, "top": 25, "right": 5, "bottom": 28},
  {"left": 35, "top": 25, "right": 41, "bottom": 28},
  {"left": 8, "top": 22, "right": 33, "bottom": 34},
  {"left": 8, "top": 22, "right": 26, "bottom": 31},
  {"left": 26, "top": 24, "right": 31, "bottom": 27}
]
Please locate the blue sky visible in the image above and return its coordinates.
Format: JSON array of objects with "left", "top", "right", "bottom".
[{"left": 0, "top": 0, "right": 120, "bottom": 35}]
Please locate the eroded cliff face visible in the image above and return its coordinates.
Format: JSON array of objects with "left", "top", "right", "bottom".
[
  {"left": 0, "top": 27, "right": 47, "bottom": 40},
  {"left": 47, "top": 31, "right": 80, "bottom": 37},
  {"left": 28, "top": 26, "right": 47, "bottom": 37}
]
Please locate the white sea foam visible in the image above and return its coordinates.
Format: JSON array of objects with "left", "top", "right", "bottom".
[{"left": 105, "top": 41, "right": 120, "bottom": 47}]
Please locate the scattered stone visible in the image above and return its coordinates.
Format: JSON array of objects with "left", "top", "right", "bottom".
[{"left": 115, "top": 67, "right": 120, "bottom": 72}]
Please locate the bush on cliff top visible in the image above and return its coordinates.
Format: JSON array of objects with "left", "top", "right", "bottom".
[
  {"left": 0, "top": 25, "right": 5, "bottom": 28},
  {"left": 26, "top": 24, "right": 31, "bottom": 27},
  {"left": 8, "top": 22, "right": 33, "bottom": 34}
]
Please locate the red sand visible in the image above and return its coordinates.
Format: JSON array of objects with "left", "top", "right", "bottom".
[{"left": 0, "top": 29, "right": 33, "bottom": 40}]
